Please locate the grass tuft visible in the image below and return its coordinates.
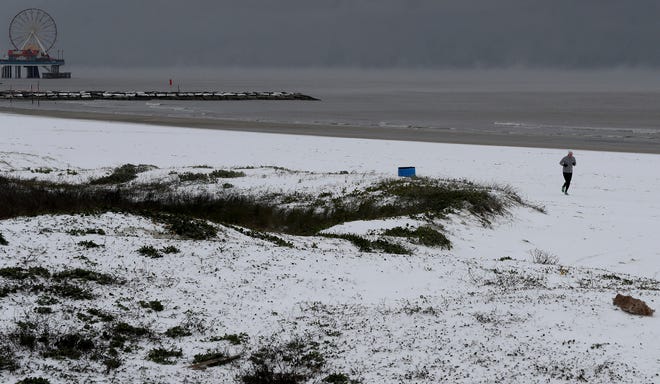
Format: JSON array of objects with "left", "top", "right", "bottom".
[
  {"left": 87, "top": 308, "right": 115, "bottom": 322},
  {"left": 210, "top": 169, "right": 245, "bottom": 178},
  {"left": 48, "top": 283, "right": 95, "bottom": 300},
  {"left": 90, "top": 164, "right": 139, "bottom": 185},
  {"left": 323, "top": 373, "right": 361, "bottom": 384},
  {"left": 137, "top": 245, "right": 161, "bottom": 258},
  {"left": 231, "top": 226, "right": 293, "bottom": 247},
  {"left": 164, "top": 326, "right": 192, "bottom": 338},
  {"left": 0, "top": 266, "right": 51, "bottom": 280},
  {"left": 0, "top": 348, "right": 18, "bottom": 372},
  {"left": 139, "top": 300, "right": 164, "bottom": 312},
  {"left": 241, "top": 335, "right": 325, "bottom": 384},
  {"left": 178, "top": 172, "right": 210, "bottom": 182},
  {"left": 161, "top": 245, "right": 180, "bottom": 254},
  {"left": 322, "top": 233, "right": 409, "bottom": 254},
  {"left": 193, "top": 351, "right": 227, "bottom": 364},
  {"left": 147, "top": 348, "right": 182, "bottom": 365},
  {"left": 77, "top": 240, "right": 103, "bottom": 249},
  {"left": 161, "top": 215, "right": 217, "bottom": 240},
  {"left": 68, "top": 228, "right": 105, "bottom": 236},
  {"left": 53, "top": 268, "right": 118, "bottom": 285},
  {"left": 112, "top": 322, "right": 150, "bottom": 337},
  {"left": 383, "top": 226, "right": 451, "bottom": 249},
  {"left": 42, "top": 333, "right": 96, "bottom": 360},
  {"left": 16, "top": 378, "right": 50, "bottom": 384},
  {"left": 214, "top": 332, "right": 249, "bottom": 345}
]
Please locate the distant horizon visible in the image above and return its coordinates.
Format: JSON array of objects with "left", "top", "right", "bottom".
[
  {"left": 5, "top": 66, "right": 660, "bottom": 95},
  {"left": 39, "top": 63, "right": 660, "bottom": 71}
]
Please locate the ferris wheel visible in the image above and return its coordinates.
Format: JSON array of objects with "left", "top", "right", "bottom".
[{"left": 9, "top": 8, "right": 58, "bottom": 53}]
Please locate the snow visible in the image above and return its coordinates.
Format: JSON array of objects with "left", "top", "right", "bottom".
[{"left": 1, "top": 112, "right": 659, "bottom": 383}]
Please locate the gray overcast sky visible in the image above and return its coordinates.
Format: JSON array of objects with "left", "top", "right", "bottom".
[{"left": 2, "top": 0, "right": 660, "bottom": 68}]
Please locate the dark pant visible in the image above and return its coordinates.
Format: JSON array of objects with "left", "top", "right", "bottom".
[{"left": 562, "top": 172, "right": 572, "bottom": 191}]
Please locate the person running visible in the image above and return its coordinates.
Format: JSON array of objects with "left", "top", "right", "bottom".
[{"left": 559, "top": 151, "right": 576, "bottom": 195}]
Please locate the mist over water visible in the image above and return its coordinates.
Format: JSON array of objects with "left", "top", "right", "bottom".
[{"left": 3, "top": 68, "right": 660, "bottom": 147}]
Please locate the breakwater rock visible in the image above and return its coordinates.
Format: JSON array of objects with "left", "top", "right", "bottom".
[{"left": 0, "top": 90, "right": 319, "bottom": 101}]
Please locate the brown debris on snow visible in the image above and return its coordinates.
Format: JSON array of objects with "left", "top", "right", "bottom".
[
  {"left": 613, "top": 294, "right": 655, "bottom": 316},
  {"left": 189, "top": 354, "right": 242, "bottom": 370}
]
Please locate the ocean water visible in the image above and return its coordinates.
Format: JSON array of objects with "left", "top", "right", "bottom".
[{"left": 3, "top": 67, "right": 660, "bottom": 148}]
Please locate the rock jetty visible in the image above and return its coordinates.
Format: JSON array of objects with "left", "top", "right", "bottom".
[{"left": 0, "top": 90, "right": 318, "bottom": 101}]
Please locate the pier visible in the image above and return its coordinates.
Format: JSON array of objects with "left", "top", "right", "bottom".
[
  {"left": 0, "top": 50, "right": 70, "bottom": 79},
  {"left": 0, "top": 90, "right": 318, "bottom": 101},
  {"left": 2, "top": 9, "right": 71, "bottom": 79}
]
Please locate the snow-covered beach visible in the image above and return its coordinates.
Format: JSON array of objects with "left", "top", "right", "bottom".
[
  {"left": 2, "top": 113, "right": 659, "bottom": 278},
  {"left": 1, "top": 112, "right": 659, "bottom": 383}
]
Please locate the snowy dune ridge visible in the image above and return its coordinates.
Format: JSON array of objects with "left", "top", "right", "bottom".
[{"left": 0, "top": 113, "right": 659, "bottom": 383}]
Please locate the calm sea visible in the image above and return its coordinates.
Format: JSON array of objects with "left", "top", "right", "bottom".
[{"left": 2, "top": 67, "right": 660, "bottom": 146}]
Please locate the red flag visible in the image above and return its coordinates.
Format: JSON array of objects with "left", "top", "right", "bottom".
[{"left": 169, "top": 79, "right": 173, "bottom": 86}]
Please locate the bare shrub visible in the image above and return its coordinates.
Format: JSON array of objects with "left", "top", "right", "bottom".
[
  {"left": 240, "top": 335, "right": 325, "bottom": 384},
  {"left": 529, "top": 248, "right": 558, "bottom": 265}
]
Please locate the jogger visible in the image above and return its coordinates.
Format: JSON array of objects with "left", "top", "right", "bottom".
[{"left": 559, "top": 151, "right": 576, "bottom": 195}]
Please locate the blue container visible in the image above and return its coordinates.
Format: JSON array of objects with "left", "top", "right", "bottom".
[{"left": 398, "top": 166, "right": 416, "bottom": 177}]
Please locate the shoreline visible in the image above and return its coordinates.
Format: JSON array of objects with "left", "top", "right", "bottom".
[{"left": 2, "top": 106, "right": 659, "bottom": 154}]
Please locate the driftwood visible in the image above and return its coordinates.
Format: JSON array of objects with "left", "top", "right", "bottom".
[
  {"left": 189, "top": 353, "right": 242, "bottom": 370},
  {"left": 613, "top": 294, "right": 655, "bottom": 316}
]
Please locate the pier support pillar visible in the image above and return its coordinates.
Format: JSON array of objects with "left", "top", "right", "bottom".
[
  {"left": 1, "top": 66, "right": 11, "bottom": 79},
  {"left": 14, "top": 66, "right": 21, "bottom": 79},
  {"left": 26, "top": 66, "right": 40, "bottom": 79}
]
